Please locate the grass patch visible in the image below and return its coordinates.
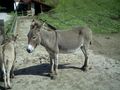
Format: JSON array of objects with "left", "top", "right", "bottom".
[
  {"left": 37, "top": 0, "right": 120, "bottom": 33},
  {"left": 5, "top": 12, "right": 17, "bottom": 36}
]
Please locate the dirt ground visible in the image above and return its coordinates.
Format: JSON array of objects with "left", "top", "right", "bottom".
[{"left": 0, "top": 18, "right": 120, "bottom": 90}]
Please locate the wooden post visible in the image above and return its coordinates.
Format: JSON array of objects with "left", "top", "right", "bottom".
[
  {"left": 40, "top": 4, "right": 43, "bottom": 13},
  {"left": 31, "top": 2, "right": 35, "bottom": 16},
  {"left": 0, "top": 20, "right": 5, "bottom": 45}
]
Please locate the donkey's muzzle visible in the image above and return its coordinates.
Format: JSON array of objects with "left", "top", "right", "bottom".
[
  {"left": 26, "top": 48, "right": 32, "bottom": 53},
  {"left": 27, "top": 44, "right": 34, "bottom": 53}
]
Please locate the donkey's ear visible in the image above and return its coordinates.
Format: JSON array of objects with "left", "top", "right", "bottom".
[
  {"left": 40, "top": 22, "right": 46, "bottom": 30},
  {"left": 31, "top": 19, "right": 36, "bottom": 26},
  {"left": 43, "top": 20, "right": 47, "bottom": 22},
  {"left": 42, "top": 22, "right": 46, "bottom": 27},
  {"left": 32, "top": 19, "right": 35, "bottom": 22}
]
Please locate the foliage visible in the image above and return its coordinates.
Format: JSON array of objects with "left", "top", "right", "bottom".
[{"left": 37, "top": 0, "right": 120, "bottom": 33}]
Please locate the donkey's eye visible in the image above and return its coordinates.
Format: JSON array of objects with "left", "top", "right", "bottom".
[
  {"left": 31, "top": 25, "right": 34, "bottom": 29},
  {"left": 32, "top": 36, "right": 36, "bottom": 39}
]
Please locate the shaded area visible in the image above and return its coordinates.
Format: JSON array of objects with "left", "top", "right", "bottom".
[
  {"left": 0, "top": 0, "right": 14, "bottom": 12},
  {"left": 15, "top": 64, "right": 50, "bottom": 77},
  {"left": 0, "top": 86, "right": 5, "bottom": 90},
  {"left": 0, "top": 0, "right": 53, "bottom": 14},
  {"left": 15, "top": 63, "right": 80, "bottom": 77},
  {"left": 0, "top": 72, "right": 5, "bottom": 90},
  {"left": 33, "top": 1, "right": 52, "bottom": 15},
  {"left": 16, "top": 2, "right": 28, "bottom": 13},
  {"left": 17, "top": 0, "right": 53, "bottom": 15}
]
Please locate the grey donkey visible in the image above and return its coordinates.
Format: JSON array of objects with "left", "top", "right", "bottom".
[{"left": 27, "top": 20, "right": 92, "bottom": 79}]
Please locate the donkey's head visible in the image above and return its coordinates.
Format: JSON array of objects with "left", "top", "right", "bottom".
[{"left": 26, "top": 19, "right": 45, "bottom": 53}]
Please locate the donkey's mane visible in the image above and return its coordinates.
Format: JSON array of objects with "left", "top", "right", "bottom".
[
  {"left": 46, "top": 23, "right": 57, "bottom": 30},
  {"left": 33, "top": 19, "right": 57, "bottom": 31}
]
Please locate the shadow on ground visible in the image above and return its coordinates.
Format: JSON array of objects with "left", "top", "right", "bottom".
[
  {"left": 0, "top": 86, "right": 5, "bottom": 90},
  {"left": 15, "top": 63, "right": 81, "bottom": 77},
  {"left": 0, "top": 63, "right": 81, "bottom": 89},
  {"left": 0, "top": 78, "right": 5, "bottom": 90}
]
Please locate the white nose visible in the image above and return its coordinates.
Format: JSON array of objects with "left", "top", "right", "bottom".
[{"left": 27, "top": 44, "right": 34, "bottom": 53}]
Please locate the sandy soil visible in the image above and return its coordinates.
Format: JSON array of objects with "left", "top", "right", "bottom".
[{"left": 0, "top": 17, "right": 120, "bottom": 90}]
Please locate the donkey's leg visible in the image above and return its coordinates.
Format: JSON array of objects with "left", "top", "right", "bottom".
[
  {"left": 0, "top": 68, "right": 4, "bottom": 81},
  {"left": 80, "top": 45, "right": 88, "bottom": 71},
  {"left": 6, "top": 69, "right": 11, "bottom": 89},
  {"left": 10, "top": 61, "right": 15, "bottom": 78},
  {"left": 10, "top": 65, "right": 15, "bottom": 78},
  {"left": 2, "top": 64, "right": 7, "bottom": 89},
  {"left": 49, "top": 54, "right": 54, "bottom": 76},
  {"left": 50, "top": 53, "right": 58, "bottom": 79},
  {"left": 54, "top": 54, "right": 58, "bottom": 75},
  {"left": 49, "top": 53, "right": 58, "bottom": 79},
  {"left": 10, "top": 52, "right": 16, "bottom": 78}
]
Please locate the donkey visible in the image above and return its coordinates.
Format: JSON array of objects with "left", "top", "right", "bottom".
[
  {"left": 27, "top": 20, "right": 92, "bottom": 79},
  {"left": 0, "top": 35, "right": 17, "bottom": 89}
]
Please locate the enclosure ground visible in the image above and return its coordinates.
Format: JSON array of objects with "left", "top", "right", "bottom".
[{"left": 0, "top": 18, "right": 120, "bottom": 90}]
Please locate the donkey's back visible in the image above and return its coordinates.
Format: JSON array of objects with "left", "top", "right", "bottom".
[{"left": 56, "top": 27, "right": 92, "bottom": 53}]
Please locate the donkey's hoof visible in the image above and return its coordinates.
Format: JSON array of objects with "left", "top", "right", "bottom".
[
  {"left": 6, "top": 86, "right": 12, "bottom": 89},
  {"left": 51, "top": 75, "right": 57, "bottom": 80},
  {"left": 48, "top": 73, "right": 53, "bottom": 77},
  {"left": 10, "top": 74, "right": 15, "bottom": 78},
  {"left": 49, "top": 73, "right": 57, "bottom": 80},
  {"left": 80, "top": 66, "right": 88, "bottom": 71}
]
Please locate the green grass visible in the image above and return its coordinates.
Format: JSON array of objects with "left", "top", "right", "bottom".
[
  {"left": 37, "top": 0, "right": 120, "bottom": 33},
  {"left": 5, "top": 12, "right": 16, "bottom": 36}
]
